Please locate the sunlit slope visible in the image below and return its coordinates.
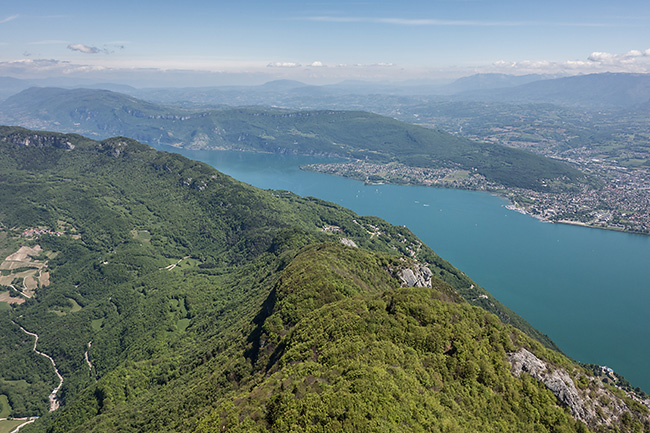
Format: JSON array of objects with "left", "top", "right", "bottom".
[{"left": 2, "top": 127, "right": 646, "bottom": 432}]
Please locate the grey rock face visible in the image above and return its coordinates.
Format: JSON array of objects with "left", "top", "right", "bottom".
[
  {"left": 339, "top": 238, "right": 358, "bottom": 248},
  {"left": 508, "top": 348, "right": 595, "bottom": 422},
  {"left": 509, "top": 348, "right": 650, "bottom": 431},
  {"left": 397, "top": 265, "right": 433, "bottom": 288},
  {"left": 2, "top": 133, "right": 74, "bottom": 149}
]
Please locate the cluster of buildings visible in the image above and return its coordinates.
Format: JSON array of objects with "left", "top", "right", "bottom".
[
  {"left": 444, "top": 111, "right": 650, "bottom": 235},
  {"left": 305, "top": 161, "right": 495, "bottom": 191},
  {"left": 22, "top": 228, "right": 64, "bottom": 237},
  {"left": 306, "top": 154, "right": 650, "bottom": 235},
  {"left": 504, "top": 163, "right": 650, "bottom": 234}
]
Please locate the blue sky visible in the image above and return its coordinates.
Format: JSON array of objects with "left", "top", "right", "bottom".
[{"left": 1, "top": 0, "right": 650, "bottom": 86}]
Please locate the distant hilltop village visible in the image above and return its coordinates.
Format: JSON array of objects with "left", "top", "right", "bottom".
[{"left": 22, "top": 228, "right": 64, "bottom": 237}]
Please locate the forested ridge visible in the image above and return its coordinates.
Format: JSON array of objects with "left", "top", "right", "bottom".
[
  {"left": 0, "top": 87, "right": 584, "bottom": 191},
  {"left": 0, "top": 126, "right": 647, "bottom": 432}
]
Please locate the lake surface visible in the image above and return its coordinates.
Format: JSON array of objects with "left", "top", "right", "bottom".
[{"left": 163, "top": 146, "right": 650, "bottom": 392}]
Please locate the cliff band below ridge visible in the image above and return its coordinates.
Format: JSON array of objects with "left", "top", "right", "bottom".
[{"left": 509, "top": 348, "right": 650, "bottom": 431}]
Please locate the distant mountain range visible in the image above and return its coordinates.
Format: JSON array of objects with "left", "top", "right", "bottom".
[
  {"left": 129, "top": 72, "right": 650, "bottom": 109},
  {"left": 454, "top": 73, "right": 650, "bottom": 108},
  {"left": 0, "top": 87, "right": 582, "bottom": 191},
  {"left": 0, "top": 76, "right": 136, "bottom": 102},
  {"left": 2, "top": 72, "right": 649, "bottom": 109},
  {"left": 441, "top": 73, "right": 561, "bottom": 94}
]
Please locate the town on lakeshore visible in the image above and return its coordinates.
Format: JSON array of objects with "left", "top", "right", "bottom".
[{"left": 303, "top": 160, "right": 650, "bottom": 235}]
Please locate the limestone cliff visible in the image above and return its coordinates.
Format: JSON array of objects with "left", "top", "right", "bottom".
[
  {"left": 1, "top": 131, "right": 75, "bottom": 150},
  {"left": 396, "top": 263, "right": 434, "bottom": 288},
  {"left": 509, "top": 348, "right": 650, "bottom": 431}
]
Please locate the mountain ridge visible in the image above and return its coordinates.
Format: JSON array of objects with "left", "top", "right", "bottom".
[
  {"left": 0, "top": 127, "right": 648, "bottom": 432},
  {"left": 453, "top": 72, "right": 650, "bottom": 108},
  {"left": 0, "top": 87, "right": 583, "bottom": 191}
]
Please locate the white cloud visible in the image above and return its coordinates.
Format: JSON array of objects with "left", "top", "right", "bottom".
[
  {"left": 0, "top": 58, "right": 109, "bottom": 76},
  {"left": 3, "top": 47, "right": 649, "bottom": 88},
  {"left": 0, "top": 59, "right": 66, "bottom": 76},
  {"left": 303, "top": 15, "right": 507, "bottom": 26},
  {"left": 588, "top": 49, "right": 650, "bottom": 65},
  {"left": 106, "top": 41, "right": 129, "bottom": 50},
  {"left": 489, "top": 49, "right": 650, "bottom": 76},
  {"left": 1, "top": 15, "right": 18, "bottom": 24},
  {"left": 66, "top": 43, "right": 122, "bottom": 54},
  {"left": 299, "top": 16, "right": 608, "bottom": 28},
  {"left": 365, "top": 62, "right": 396, "bottom": 67},
  {"left": 68, "top": 43, "right": 101, "bottom": 54},
  {"left": 267, "top": 62, "right": 301, "bottom": 68},
  {"left": 331, "top": 62, "right": 396, "bottom": 68}
]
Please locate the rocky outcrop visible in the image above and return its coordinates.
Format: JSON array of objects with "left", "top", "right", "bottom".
[
  {"left": 339, "top": 238, "right": 358, "bottom": 248},
  {"left": 508, "top": 348, "right": 650, "bottom": 431},
  {"left": 509, "top": 348, "right": 594, "bottom": 422},
  {"left": 1, "top": 132, "right": 74, "bottom": 150},
  {"left": 95, "top": 141, "right": 127, "bottom": 157},
  {"left": 95, "top": 137, "right": 141, "bottom": 157},
  {"left": 397, "top": 265, "right": 433, "bottom": 288}
]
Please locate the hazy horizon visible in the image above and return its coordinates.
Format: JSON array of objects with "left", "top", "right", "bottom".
[{"left": 2, "top": 0, "right": 650, "bottom": 87}]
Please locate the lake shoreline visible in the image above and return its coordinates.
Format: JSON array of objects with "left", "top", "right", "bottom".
[
  {"left": 160, "top": 145, "right": 650, "bottom": 393},
  {"left": 300, "top": 162, "right": 650, "bottom": 237}
]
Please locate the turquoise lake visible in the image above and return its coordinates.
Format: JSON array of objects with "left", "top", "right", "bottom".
[{"left": 162, "top": 146, "right": 650, "bottom": 393}]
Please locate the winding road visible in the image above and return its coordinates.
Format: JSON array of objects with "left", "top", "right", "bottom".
[
  {"left": 7, "top": 284, "right": 30, "bottom": 299},
  {"left": 13, "top": 323, "right": 63, "bottom": 412},
  {"left": 7, "top": 417, "right": 37, "bottom": 433},
  {"left": 4, "top": 322, "right": 64, "bottom": 432},
  {"left": 85, "top": 341, "right": 93, "bottom": 372}
]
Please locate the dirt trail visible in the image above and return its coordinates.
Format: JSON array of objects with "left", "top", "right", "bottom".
[
  {"left": 85, "top": 341, "right": 93, "bottom": 371},
  {"left": 13, "top": 323, "right": 63, "bottom": 412},
  {"left": 163, "top": 256, "right": 190, "bottom": 271},
  {"left": 8, "top": 417, "right": 37, "bottom": 433}
]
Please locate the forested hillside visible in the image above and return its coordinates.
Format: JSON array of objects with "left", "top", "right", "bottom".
[
  {"left": 0, "top": 88, "right": 583, "bottom": 191},
  {"left": 0, "top": 126, "right": 647, "bottom": 432}
]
